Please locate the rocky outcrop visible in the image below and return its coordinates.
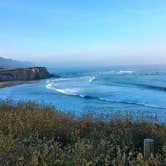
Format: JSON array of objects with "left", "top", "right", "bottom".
[{"left": 0, "top": 67, "right": 55, "bottom": 82}]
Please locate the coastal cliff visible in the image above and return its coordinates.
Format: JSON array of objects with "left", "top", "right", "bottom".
[{"left": 0, "top": 67, "right": 54, "bottom": 82}]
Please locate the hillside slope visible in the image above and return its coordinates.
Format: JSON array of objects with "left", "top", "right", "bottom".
[{"left": 0, "top": 57, "right": 33, "bottom": 68}]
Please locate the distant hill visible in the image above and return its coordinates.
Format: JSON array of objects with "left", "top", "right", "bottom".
[{"left": 0, "top": 57, "right": 33, "bottom": 68}]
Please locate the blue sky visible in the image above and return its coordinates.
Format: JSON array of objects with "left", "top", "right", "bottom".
[{"left": 0, "top": 0, "right": 166, "bottom": 66}]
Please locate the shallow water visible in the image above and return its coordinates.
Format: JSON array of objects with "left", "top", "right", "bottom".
[{"left": 0, "top": 65, "right": 166, "bottom": 122}]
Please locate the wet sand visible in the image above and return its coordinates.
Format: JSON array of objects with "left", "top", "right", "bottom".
[{"left": 0, "top": 81, "right": 26, "bottom": 88}]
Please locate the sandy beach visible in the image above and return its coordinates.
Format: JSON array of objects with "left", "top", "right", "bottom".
[{"left": 0, "top": 81, "right": 26, "bottom": 88}]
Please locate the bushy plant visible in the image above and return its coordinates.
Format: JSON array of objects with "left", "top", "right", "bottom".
[{"left": 0, "top": 100, "right": 165, "bottom": 165}]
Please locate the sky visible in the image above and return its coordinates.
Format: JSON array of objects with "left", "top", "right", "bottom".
[{"left": 0, "top": 0, "right": 166, "bottom": 66}]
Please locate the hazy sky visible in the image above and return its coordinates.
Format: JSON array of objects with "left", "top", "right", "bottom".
[{"left": 0, "top": 0, "right": 166, "bottom": 66}]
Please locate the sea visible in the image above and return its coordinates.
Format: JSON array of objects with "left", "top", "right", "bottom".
[{"left": 0, "top": 65, "right": 166, "bottom": 122}]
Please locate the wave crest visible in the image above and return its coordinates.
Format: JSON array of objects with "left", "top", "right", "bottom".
[
  {"left": 117, "top": 70, "right": 135, "bottom": 75},
  {"left": 55, "top": 88, "right": 80, "bottom": 95},
  {"left": 79, "top": 95, "right": 166, "bottom": 110},
  {"left": 46, "top": 80, "right": 166, "bottom": 110},
  {"left": 89, "top": 76, "right": 96, "bottom": 83},
  {"left": 98, "top": 70, "right": 135, "bottom": 75}
]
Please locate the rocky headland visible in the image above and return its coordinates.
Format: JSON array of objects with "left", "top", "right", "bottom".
[{"left": 0, "top": 67, "right": 56, "bottom": 88}]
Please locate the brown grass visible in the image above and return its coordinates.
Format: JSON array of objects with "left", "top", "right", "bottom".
[{"left": 0, "top": 100, "right": 165, "bottom": 165}]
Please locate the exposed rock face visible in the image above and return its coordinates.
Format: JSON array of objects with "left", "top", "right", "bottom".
[{"left": 0, "top": 67, "right": 55, "bottom": 82}]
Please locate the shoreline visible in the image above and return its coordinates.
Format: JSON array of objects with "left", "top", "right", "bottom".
[
  {"left": 0, "top": 67, "right": 55, "bottom": 88},
  {"left": 0, "top": 81, "right": 28, "bottom": 88}
]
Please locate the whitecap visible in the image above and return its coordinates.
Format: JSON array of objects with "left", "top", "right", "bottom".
[
  {"left": 117, "top": 70, "right": 135, "bottom": 75},
  {"left": 54, "top": 88, "right": 80, "bottom": 95},
  {"left": 89, "top": 76, "right": 96, "bottom": 83}
]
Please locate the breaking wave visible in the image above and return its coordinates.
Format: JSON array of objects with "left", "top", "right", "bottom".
[
  {"left": 117, "top": 70, "right": 135, "bottom": 75},
  {"left": 98, "top": 70, "right": 135, "bottom": 75},
  {"left": 46, "top": 80, "right": 166, "bottom": 110},
  {"left": 46, "top": 69, "right": 166, "bottom": 111},
  {"left": 89, "top": 76, "right": 96, "bottom": 83},
  {"left": 54, "top": 88, "right": 80, "bottom": 95},
  {"left": 46, "top": 80, "right": 80, "bottom": 95},
  {"left": 130, "top": 83, "right": 166, "bottom": 92}
]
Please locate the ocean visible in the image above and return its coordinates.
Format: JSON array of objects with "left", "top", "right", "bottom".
[{"left": 0, "top": 65, "right": 166, "bottom": 122}]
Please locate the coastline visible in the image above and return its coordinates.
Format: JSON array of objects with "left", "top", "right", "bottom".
[
  {"left": 0, "top": 81, "right": 27, "bottom": 88},
  {"left": 0, "top": 67, "right": 55, "bottom": 88}
]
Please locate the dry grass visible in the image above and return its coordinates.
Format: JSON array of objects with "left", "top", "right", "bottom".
[{"left": 0, "top": 100, "right": 165, "bottom": 165}]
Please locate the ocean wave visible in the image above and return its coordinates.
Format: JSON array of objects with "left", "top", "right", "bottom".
[
  {"left": 117, "top": 70, "right": 135, "bottom": 75},
  {"left": 98, "top": 70, "right": 135, "bottom": 75},
  {"left": 54, "top": 88, "right": 80, "bottom": 95},
  {"left": 89, "top": 76, "right": 96, "bottom": 83},
  {"left": 46, "top": 80, "right": 80, "bottom": 95},
  {"left": 45, "top": 75, "right": 166, "bottom": 110},
  {"left": 95, "top": 77, "right": 166, "bottom": 92},
  {"left": 46, "top": 82, "right": 166, "bottom": 110},
  {"left": 79, "top": 95, "right": 166, "bottom": 110},
  {"left": 87, "top": 70, "right": 136, "bottom": 83},
  {"left": 134, "top": 84, "right": 166, "bottom": 92},
  {"left": 46, "top": 80, "right": 56, "bottom": 89},
  {"left": 99, "top": 98, "right": 166, "bottom": 110},
  {"left": 47, "top": 76, "right": 96, "bottom": 85},
  {"left": 118, "top": 82, "right": 166, "bottom": 92},
  {"left": 145, "top": 72, "right": 160, "bottom": 75}
]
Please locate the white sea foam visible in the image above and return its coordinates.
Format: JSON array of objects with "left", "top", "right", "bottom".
[
  {"left": 45, "top": 74, "right": 166, "bottom": 110},
  {"left": 89, "top": 76, "right": 96, "bottom": 83},
  {"left": 54, "top": 88, "right": 80, "bottom": 95},
  {"left": 117, "top": 70, "right": 135, "bottom": 75},
  {"left": 46, "top": 79, "right": 80, "bottom": 95},
  {"left": 97, "top": 70, "right": 135, "bottom": 75},
  {"left": 97, "top": 70, "right": 114, "bottom": 75},
  {"left": 46, "top": 80, "right": 56, "bottom": 89}
]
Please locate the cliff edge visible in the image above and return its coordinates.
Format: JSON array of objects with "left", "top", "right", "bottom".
[{"left": 0, "top": 67, "right": 55, "bottom": 82}]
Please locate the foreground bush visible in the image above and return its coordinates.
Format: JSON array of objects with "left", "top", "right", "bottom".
[{"left": 0, "top": 100, "right": 165, "bottom": 165}]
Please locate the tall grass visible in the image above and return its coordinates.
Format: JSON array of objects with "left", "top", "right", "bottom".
[{"left": 0, "top": 100, "right": 165, "bottom": 165}]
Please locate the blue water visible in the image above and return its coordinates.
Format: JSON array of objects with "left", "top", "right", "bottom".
[{"left": 0, "top": 65, "right": 166, "bottom": 122}]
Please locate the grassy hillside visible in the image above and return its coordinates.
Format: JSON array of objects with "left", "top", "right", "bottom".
[{"left": 0, "top": 100, "right": 165, "bottom": 165}]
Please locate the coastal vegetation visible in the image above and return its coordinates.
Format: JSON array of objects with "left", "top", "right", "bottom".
[{"left": 0, "top": 100, "right": 165, "bottom": 165}]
